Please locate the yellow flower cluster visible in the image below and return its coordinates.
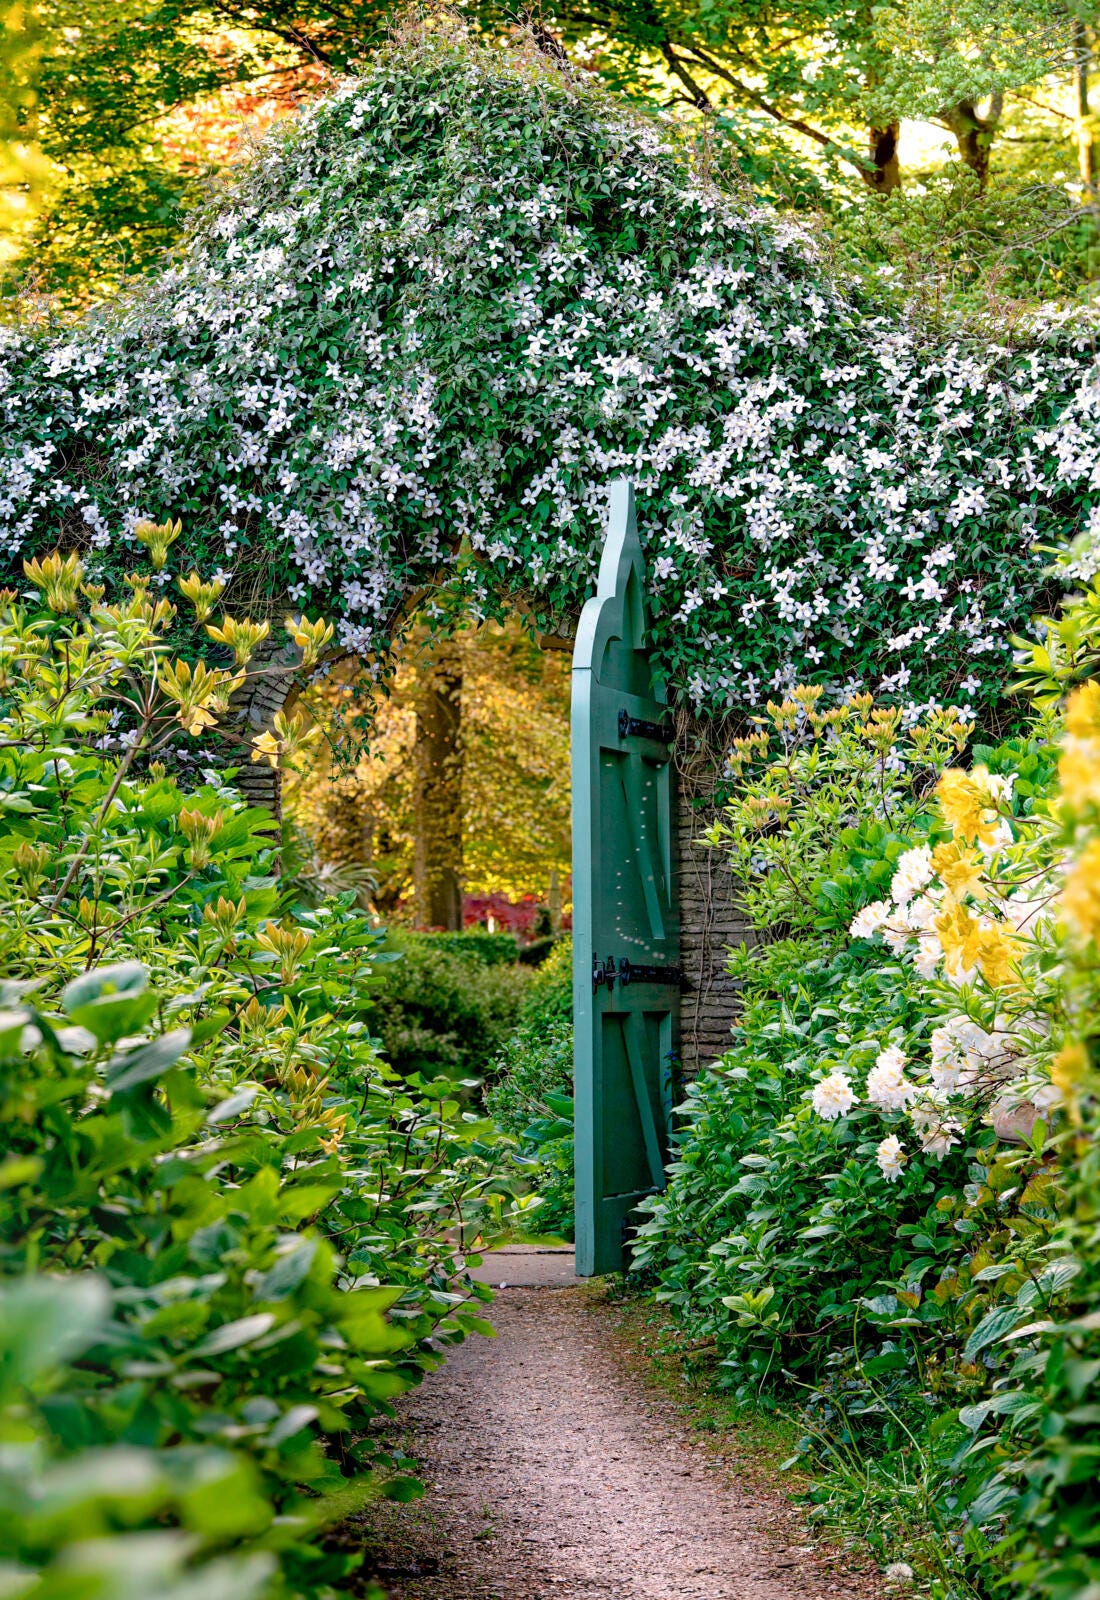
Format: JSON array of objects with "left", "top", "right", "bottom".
[
  {"left": 936, "top": 766, "right": 1006, "bottom": 848},
  {"left": 23, "top": 552, "right": 84, "bottom": 614},
  {"left": 159, "top": 658, "right": 245, "bottom": 736},
  {"left": 1057, "top": 682, "right": 1100, "bottom": 943},
  {"left": 277, "top": 1061, "right": 347, "bottom": 1154},
  {"left": 251, "top": 708, "right": 323, "bottom": 771},
  {"left": 1059, "top": 680, "right": 1100, "bottom": 814},
  {"left": 934, "top": 896, "right": 1023, "bottom": 988},
  {"left": 132, "top": 518, "right": 181, "bottom": 571}
]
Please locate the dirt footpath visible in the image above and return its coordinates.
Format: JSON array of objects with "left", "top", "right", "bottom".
[{"left": 362, "top": 1249, "right": 883, "bottom": 1600}]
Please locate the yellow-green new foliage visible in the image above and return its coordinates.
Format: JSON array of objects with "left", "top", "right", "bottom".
[{"left": 0, "top": 545, "right": 528, "bottom": 1599}]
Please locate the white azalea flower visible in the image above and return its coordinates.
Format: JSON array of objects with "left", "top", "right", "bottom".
[
  {"left": 850, "top": 901, "right": 891, "bottom": 940},
  {"left": 876, "top": 1134, "right": 907, "bottom": 1181},
  {"left": 866, "top": 1046, "right": 917, "bottom": 1110},
  {"left": 812, "top": 1071, "right": 856, "bottom": 1121},
  {"left": 890, "top": 844, "right": 934, "bottom": 906}
]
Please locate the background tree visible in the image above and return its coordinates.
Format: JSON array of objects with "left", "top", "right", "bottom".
[
  {"left": 288, "top": 621, "right": 572, "bottom": 926},
  {"left": 1, "top": 0, "right": 1098, "bottom": 308}
]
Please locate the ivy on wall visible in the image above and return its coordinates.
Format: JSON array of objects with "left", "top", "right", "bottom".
[{"left": 2, "top": 27, "right": 1100, "bottom": 722}]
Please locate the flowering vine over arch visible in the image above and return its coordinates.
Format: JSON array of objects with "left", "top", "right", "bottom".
[{"left": 2, "top": 26, "right": 1100, "bottom": 723}]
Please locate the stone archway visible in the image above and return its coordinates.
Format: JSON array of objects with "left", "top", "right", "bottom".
[{"left": 233, "top": 601, "right": 745, "bottom": 1077}]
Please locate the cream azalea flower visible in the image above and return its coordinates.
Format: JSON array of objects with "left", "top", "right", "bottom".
[
  {"left": 881, "top": 918, "right": 911, "bottom": 956},
  {"left": 912, "top": 933, "right": 944, "bottom": 979},
  {"left": 890, "top": 844, "right": 934, "bottom": 906},
  {"left": 850, "top": 901, "right": 891, "bottom": 940},
  {"left": 1031, "top": 1081, "right": 1064, "bottom": 1114},
  {"left": 910, "top": 1099, "right": 963, "bottom": 1158},
  {"left": 977, "top": 817, "right": 1015, "bottom": 856},
  {"left": 876, "top": 1134, "right": 907, "bottom": 1181},
  {"left": 866, "top": 1045, "right": 917, "bottom": 1110},
  {"left": 812, "top": 1071, "right": 856, "bottom": 1121},
  {"left": 905, "top": 892, "right": 940, "bottom": 930}
]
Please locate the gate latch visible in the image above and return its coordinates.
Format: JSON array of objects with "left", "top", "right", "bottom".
[
  {"left": 618, "top": 707, "right": 672, "bottom": 743},
  {"left": 592, "top": 954, "right": 617, "bottom": 993}
]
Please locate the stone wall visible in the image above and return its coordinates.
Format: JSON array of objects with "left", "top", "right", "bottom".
[
  {"left": 675, "top": 775, "right": 752, "bottom": 1078},
  {"left": 225, "top": 637, "right": 303, "bottom": 821}
]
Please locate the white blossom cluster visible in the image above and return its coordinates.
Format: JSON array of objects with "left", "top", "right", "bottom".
[
  {"left": 2, "top": 36, "right": 1100, "bottom": 714},
  {"left": 810, "top": 806, "right": 1061, "bottom": 1180}
]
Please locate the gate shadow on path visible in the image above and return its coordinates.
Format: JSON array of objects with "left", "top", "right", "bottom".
[{"left": 356, "top": 1250, "right": 885, "bottom": 1600}]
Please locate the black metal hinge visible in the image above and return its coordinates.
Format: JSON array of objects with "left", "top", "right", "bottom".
[
  {"left": 618, "top": 707, "right": 672, "bottom": 743},
  {"left": 618, "top": 958, "right": 683, "bottom": 988},
  {"left": 593, "top": 953, "right": 684, "bottom": 992}
]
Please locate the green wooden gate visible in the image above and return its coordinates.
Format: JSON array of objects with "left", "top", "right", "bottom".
[{"left": 572, "top": 479, "right": 679, "bottom": 1277}]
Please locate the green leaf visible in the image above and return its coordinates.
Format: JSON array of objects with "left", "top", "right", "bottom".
[
  {"left": 62, "top": 962, "right": 148, "bottom": 1011},
  {"left": 964, "top": 1305, "right": 1027, "bottom": 1361},
  {"left": 69, "top": 990, "right": 160, "bottom": 1045},
  {"left": 381, "top": 1475, "right": 424, "bottom": 1503},
  {"left": 106, "top": 1027, "right": 192, "bottom": 1091},
  {"left": 0, "top": 1276, "right": 109, "bottom": 1391},
  {"left": 191, "top": 1314, "right": 278, "bottom": 1358}
]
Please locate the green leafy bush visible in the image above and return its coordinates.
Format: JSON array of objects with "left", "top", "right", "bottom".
[
  {"left": 369, "top": 930, "right": 529, "bottom": 1082},
  {"left": 486, "top": 940, "right": 575, "bottom": 1237},
  {"left": 0, "top": 548, "right": 529, "bottom": 1598},
  {"left": 635, "top": 622, "right": 1100, "bottom": 1596},
  {"left": 407, "top": 930, "right": 521, "bottom": 966}
]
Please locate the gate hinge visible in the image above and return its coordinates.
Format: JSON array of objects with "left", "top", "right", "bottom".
[
  {"left": 593, "top": 954, "right": 684, "bottom": 992},
  {"left": 618, "top": 707, "right": 672, "bottom": 743}
]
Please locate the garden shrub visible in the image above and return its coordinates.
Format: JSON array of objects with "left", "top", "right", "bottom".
[
  {"left": 486, "top": 939, "right": 575, "bottom": 1237},
  {"left": 0, "top": 541, "right": 530, "bottom": 1599},
  {"left": 5, "top": 29, "right": 1100, "bottom": 724},
  {"left": 635, "top": 584, "right": 1100, "bottom": 1596},
  {"left": 369, "top": 930, "right": 529, "bottom": 1081},
  {"left": 402, "top": 929, "right": 521, "bottom": 966}
]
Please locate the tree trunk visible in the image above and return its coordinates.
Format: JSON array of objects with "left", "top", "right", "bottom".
[
  {"left": 548, "top": 866, "right": 563, "bottom": 935},
  {"left": 1077, "top": 20, "right": 1097, "bottom": 191},
  {"left": 863, "top": 122, "right": 902, "bottom": 192},
  {"left": 941, "top": 98, "right": 1001, "bottom": 188},
  {"left": 412, "top": 637, "right": 464, "bottom": 930}
]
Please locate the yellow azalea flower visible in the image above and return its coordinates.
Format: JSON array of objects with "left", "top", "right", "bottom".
[
  {"left": 256, "top": 921, "right": 312, "bottom": 982},
  {"left": 1059, "top": 740, "right": 1100, "bottom": 811},
  {"left": 206, "top": 615, "right": 270, "bottom": 666},
  {"left": 1061, "top": 839, "right": 1100, "bottom": 941},
  {"left": 934, "top": 899, "right": 1020, "bottom": 985},
  {"left": 177, "top": 806, "right": 222, "bottom": 868},
  {"left": 178, "top": 572, "right": 225, "bottom": 623},
  {"left": 936, "top": 768, "right": 1001, "bottom": 847},
  {"left": 1051, "top": 1040, "right": 1089, "bottom": 1125},
  {"left": 975, "top": 923, "right": 1022, "bottom": 988},
  {"left": 251, "top": 730, "right": 280, "bottom": 767},
  {"left": 284, "top": 613, "right": 335, "bottom": 668},
  {"left": 932, "top": 840, "right": 987, "bottom": 900},
  {"left": 159, "top": 658, "right": 241, "bottom": 737},
  {"left": 23, "top": 551, "right": 84, "bottom": 614},
  {"left": 133, "top": 517, "right": 182, "bottom": 571},
  {"left": 1065, "top": 680, "right": 1100, "bottom": 739},
  {"left": 935, "top": 896, "right": 982, "bottom": 978},
  {"left": 250, "top": 710, "right": 322, "bottom": 771},
  {"left": 203, "top": 895, "right": 248, "bottom": 938}
]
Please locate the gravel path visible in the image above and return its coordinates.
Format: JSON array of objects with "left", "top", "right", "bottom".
[{"left": 362, "top": 1249, "right": 882, "bottom": 1600}]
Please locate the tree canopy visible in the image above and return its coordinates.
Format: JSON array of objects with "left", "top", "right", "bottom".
[
  {"left": 2, "top": 28, "right": 1099, "bottom": 723},
  {"left": 3, "top": 0, "right": 1098, "bottom": 305}
]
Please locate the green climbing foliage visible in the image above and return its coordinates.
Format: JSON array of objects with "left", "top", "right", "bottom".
[{"left": 3, "top": 28, "right": 1100, "bottom": 729}]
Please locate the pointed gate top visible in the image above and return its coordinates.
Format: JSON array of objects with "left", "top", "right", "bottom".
[
  {"left": 596, "top": 478, "right": 643, "bottom": 602},
  {"left": 575, "top": 478, "right": 649, "bottom": 670}
]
